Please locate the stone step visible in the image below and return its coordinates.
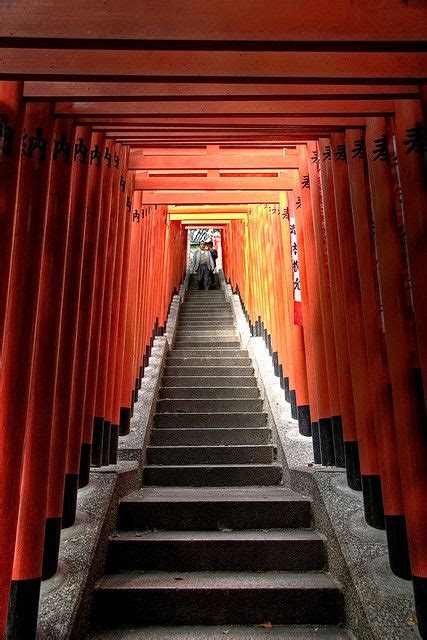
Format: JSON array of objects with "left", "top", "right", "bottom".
[
  {"left": 146, "top": 444, "right": 275, "bottom": 465},
  {"left": 164, "top": 366, "right": 253, "bottom": 377},
  {"left": 179, "top": 315, "right": 233, "bottom": 321},
  {"left": 166, "top": 356, "right": 251, "bottom": 367},
  {"left": 88, "top": 625, "right": 349, "bottom": 639},
  {"left": 154, "top": 412, "right": 266, "bottom": 428},
  {"left": 159, "top": 386, "right": 259, "bottom": 399},
  {"left": 150, "top": 427, "right": 272, "bottom": 446},
  {"left": 162, "top": 376, "right": 257, "bottom": 388},
  {"left": 170, "top": 349, "right": 248, "bottom": 358},
  {"left": 176, "top": 331, "right": 237, "bottom": 338},
  {"left": 119, "top": 487, "right": 312, "bottom": 530},
  {"left": 174, "top": 339, "right": 241, "bottom": 347},
  {"left": 178, "top": 323, "right": 234, "bottom": 329},
  {"left": 143, "top": 463, "right": 282, "bottom": 486},
  {"left": 93, "top": 571, "right": 343, "bottom": 626},
  {"left": 156, "top": 398, "right": 262, "bottom": 414},
  {"left": 107, "top": 530, "right": 326, "bottom": 572}
]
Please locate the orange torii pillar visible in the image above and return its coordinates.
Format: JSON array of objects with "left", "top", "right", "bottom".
[
  {"left": 43, "top": 125, "right": 92, "bottom": 577},
  {"left": 321, "top": 135, "right": 385, "bottom": 528},
  {"left": 344, "top": 129, "right": 410, "bottom": 575},
  {"left": 0, "top": 81, "right": 24, "bottom": 353},
  {"left": 7, "top": 116, "right": 75, "bottom": 639},
  {"left": 0, "top": 102, "right": 55, "bottom": 639},
  {"left": 61, "top": 132, "right": 106, "bottom": 526},
  {"left": 365, "top": 117, "right": 427, "bottom": 635},
  {"left": 306, "top": 142, "right": 338, "bottom": 466}
]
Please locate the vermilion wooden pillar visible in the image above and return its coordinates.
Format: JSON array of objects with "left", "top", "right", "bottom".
[
  {"left": 307, "top": 142, "right": 338, "bottom": 466},
  {"left": 297, "top": 146, "right": 330, "bottom": 467},
  {"left": 393, "top": 99, "right": 427, "bottom": 414},
  {"left": 322, "top": 135, "right": 385, "bottom": 529},
  {"left": 365, "top": 117, "right": 427, "bottom": 636},
  {"left": 344, "top": 129, "right": 410, "bottom": 573},
  {"left": 0, "top": 81, "right": 24, "bottom": 353},
  {"left": 43, "top": 125, "right": 92, "bottom": 577},
  {"left": 62, "top": 132, "right": 105, "bottom": 525},
  {"left": 0, "top": 101, "right": 55, "bottom": 639},
  {"left": 7, "top": 117, "right": 75, "bottom": 639}
]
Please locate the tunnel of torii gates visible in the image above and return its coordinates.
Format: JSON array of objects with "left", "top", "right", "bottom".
[{"left": 0, "top": 1, "right": 427, "bottom": 638}]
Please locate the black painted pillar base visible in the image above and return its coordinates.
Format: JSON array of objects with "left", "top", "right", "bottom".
[
  {"left": 272, "top": 352, "right": 280, "bottom": 377},
  {"left": 130, "top": 391, "right": 135, "bottom": 416},
  {"left": 290, "top": 389, "right": 298, "bottom": 419},
  {"left": 413, "top": 576, "right": 427, "bottom": 639},
  {"left": 318, "top": 417, "right": 336, "bottom": 466},
  {"left": 78, "top": 442, "right": 91, "bottom": 488},
  {"left": 91, "top": 416, "right": 104, "bottom": 467},
  {"left": 7, "top": 577, "right": 41, "bottom": 640},
  {"left": 42, "top": 516, "right": 62, "bottom": 580},
  {"left": 384, "top": 515, "right": 412, "bottom": 580},
  {"left": 284, "top": 376, "right": 290, "bottom": 402},
  {"left": 297, "top": 405, "right": 311, "bottom": 437},
  {"left": 133, "top": 378, "right": 139, "bottom": 404},
  {"left": 143, "top": 354, "right": 149, "bottom": 368},
  {"left": 361, "top": 474, "right": 385, "bottom": 529},
  {"left": 109, "top": 423, "right": 119, "bottom": 465},
  {"left": 249, "top": 322, "right": 255, "bottom": 336},
  {"left": 101, "top": 420, "right": 111, "bottom": 466},
  {"left": 311, "top": 422, "right": 322, "bottom": 463},
  {"left": 119, "top": 406, "right": 131, "bottom": 436},
  {"left": 267, "top": 333, "right": 272, "bottom": 356},
  {"left": 344, "top": 441, "right": 362, "bottom": 491},
  {"left": 331, "top": 415, "right": 346, "bottom": 468},
  {"left": 62, "top": 473, "right": 79, "bottom": 528},
  {"left": 279, "top": 365, "right": 285, "bottom": 389},
  {"left": 139, "top": 365, "right": 144, "bottom": 381}
]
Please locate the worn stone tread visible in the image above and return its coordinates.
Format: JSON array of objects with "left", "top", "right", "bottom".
[{"left": 88, "top": 626, "right": 349, "bottom": 639}]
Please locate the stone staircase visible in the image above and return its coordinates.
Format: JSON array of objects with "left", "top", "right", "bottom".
[{"left": 90, "top": 285, "right": 346, "bottom": 638}]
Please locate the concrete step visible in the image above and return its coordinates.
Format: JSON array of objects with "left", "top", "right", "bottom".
[
  {"left": 159, "top": 386, "right": 259, "bottom": 399},
  {"left": 178, "top": 323, "right": 234, "bottom": 329},
  {"left": 162, "top": 376, "right": 257, "bottom": 388},
  {"left": 156, "top": 398, "right": 263, "bottom": 413},
  {"left": 174, "top": 339, "right": 241, "bottom": 347},
  {"left": 164, "top": 366, "right": 253, "bottom": 377},
  {"left": 143, "top": 463, "right": 282, "bottom": 486},
  {"left": 155, "top": 412, "right": 266, "bottom": 428},
  {"left": 88, "top": 625, "right": 350, "bottom": 639},
  {"left": 176, "top": 331, "right": 237, "bottom": 338},
  {"left": 146, "top": 444, "right": 275, "bottom": 465},
  {"left": 107, "top": 530, "right": 326, "bottom": 572},
  {"left": 170, "top": 349, "right": 248, "bottom": 358},
  {"left": 166, "top": 357, "right": 251, "bottom": 367},
  {"left": 150, "top": 427, "right": 272, "bottom": 446},
  {"left": 94, "top": 571, "right": 343, "bottom": 626},
  {"left": 119, "top": 487, "right": 312, "bottom": 530}
]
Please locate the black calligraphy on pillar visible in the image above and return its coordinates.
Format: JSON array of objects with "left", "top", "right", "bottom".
[
  {"left": 301, "top": 175, "right": 310, "bottom": 189},
  {"left": 372, "top": 134, "right": 391, "bottom": 164},
  {"left": 351, "top": 137, "right": 365, "bottom": 160},
  {"left": 289, "top": 223, "right": 296, "bottom": 234},
  {"left": 90, "top": 144, "right": 102, "bottom": 167},
  {"left": 293, "top": 277, "right": 301, "bottom": 291},
  {"left": 322, "top": 145, "right": 332, "bottom": 161},
  {"left": 403, "top": 123, "right": 427, "bottom": 156},
  {"left": 104, "top": 146, "right": 112, "bottom": 168},
  {"left": 292, "top": 242, "right": 298, "bottom": 256},
  {"left": 292, "top": 259, "right": 299, "bottom": 273},
  {"left": 334, "top": 144, "right": 347, "bottom": 162},
  {"left": 132, "top": 209, "right": 140, "bottom": 222},
  {"left": 295, "top": 196, "right": 302, "bottom": 209},
  {"left": 0, "top": 114, "right": 14, "bottom": 157},
  {"left": 21, "top": 127, "right": 47, "bottom": 162},
  {"left": 282, "top": 206, "right": 290, "bottom": 219},
  {"left": 53, "top": 134, "right": 71, "bottom": 163},
  {"left": 74, "top": 137, "right": 88, "bottom": 164},
  {"left": 310, "top": 149, "right": 319, "bottom": 164},
  {"left": 114, "top": 152, "right": 120, "bottom": 169},
  {"left": 120, "top": 175, "right": 126, "bottom": 192},
  {"left": 126, "top": 196, "right": 132, "bottom": 212}
]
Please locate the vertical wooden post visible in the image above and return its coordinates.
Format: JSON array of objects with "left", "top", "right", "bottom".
[
  {"left": 366, "top": 116, "right": 427, "bottom": 634},
  {"left": 43, "top": 125, "right": 92, "bottom": 578},
  {"left": 8, "top": 117, "right": 75, "bottom": 639},
  {"left": 0, "top": 102, "right": 55, "bottom": 639}
]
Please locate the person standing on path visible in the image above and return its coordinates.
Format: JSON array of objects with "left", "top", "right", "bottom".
[
  {"left": 192, "top": 241, "right": 214, "bottom": 290},
  {"left": 206, "top": 240, "right": 218, "bottom": 289}
]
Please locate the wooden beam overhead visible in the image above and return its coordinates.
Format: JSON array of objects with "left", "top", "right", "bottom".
[
  {"left": 129, "top": 153, "right": 297, "bottom": 170},
  {"left": 2, "top": 50, "right": 425, "bottom": 82},
  {"left": 169, "top": 205, "right": 248, "bottom": 213},
  {"left": 2, "top": 1, "right": 425, "bottom": 44},
  {"left": 134, "top": 174, "right": 294, "bottom": 190},
  {"left": 23, "top": 81, "right": 419, "bottom": 100},
  {"left": 54, "top": 100, "right": 396, "bottom": 116},
  {"left": 169, "top": 213, "right": 247, "bottom": 221},
  {"left": 141, "top": 191, "right": 282, "bottom": 205},
  {"left": 75, "top": 116, "right": 368, "bottom": 127}
]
